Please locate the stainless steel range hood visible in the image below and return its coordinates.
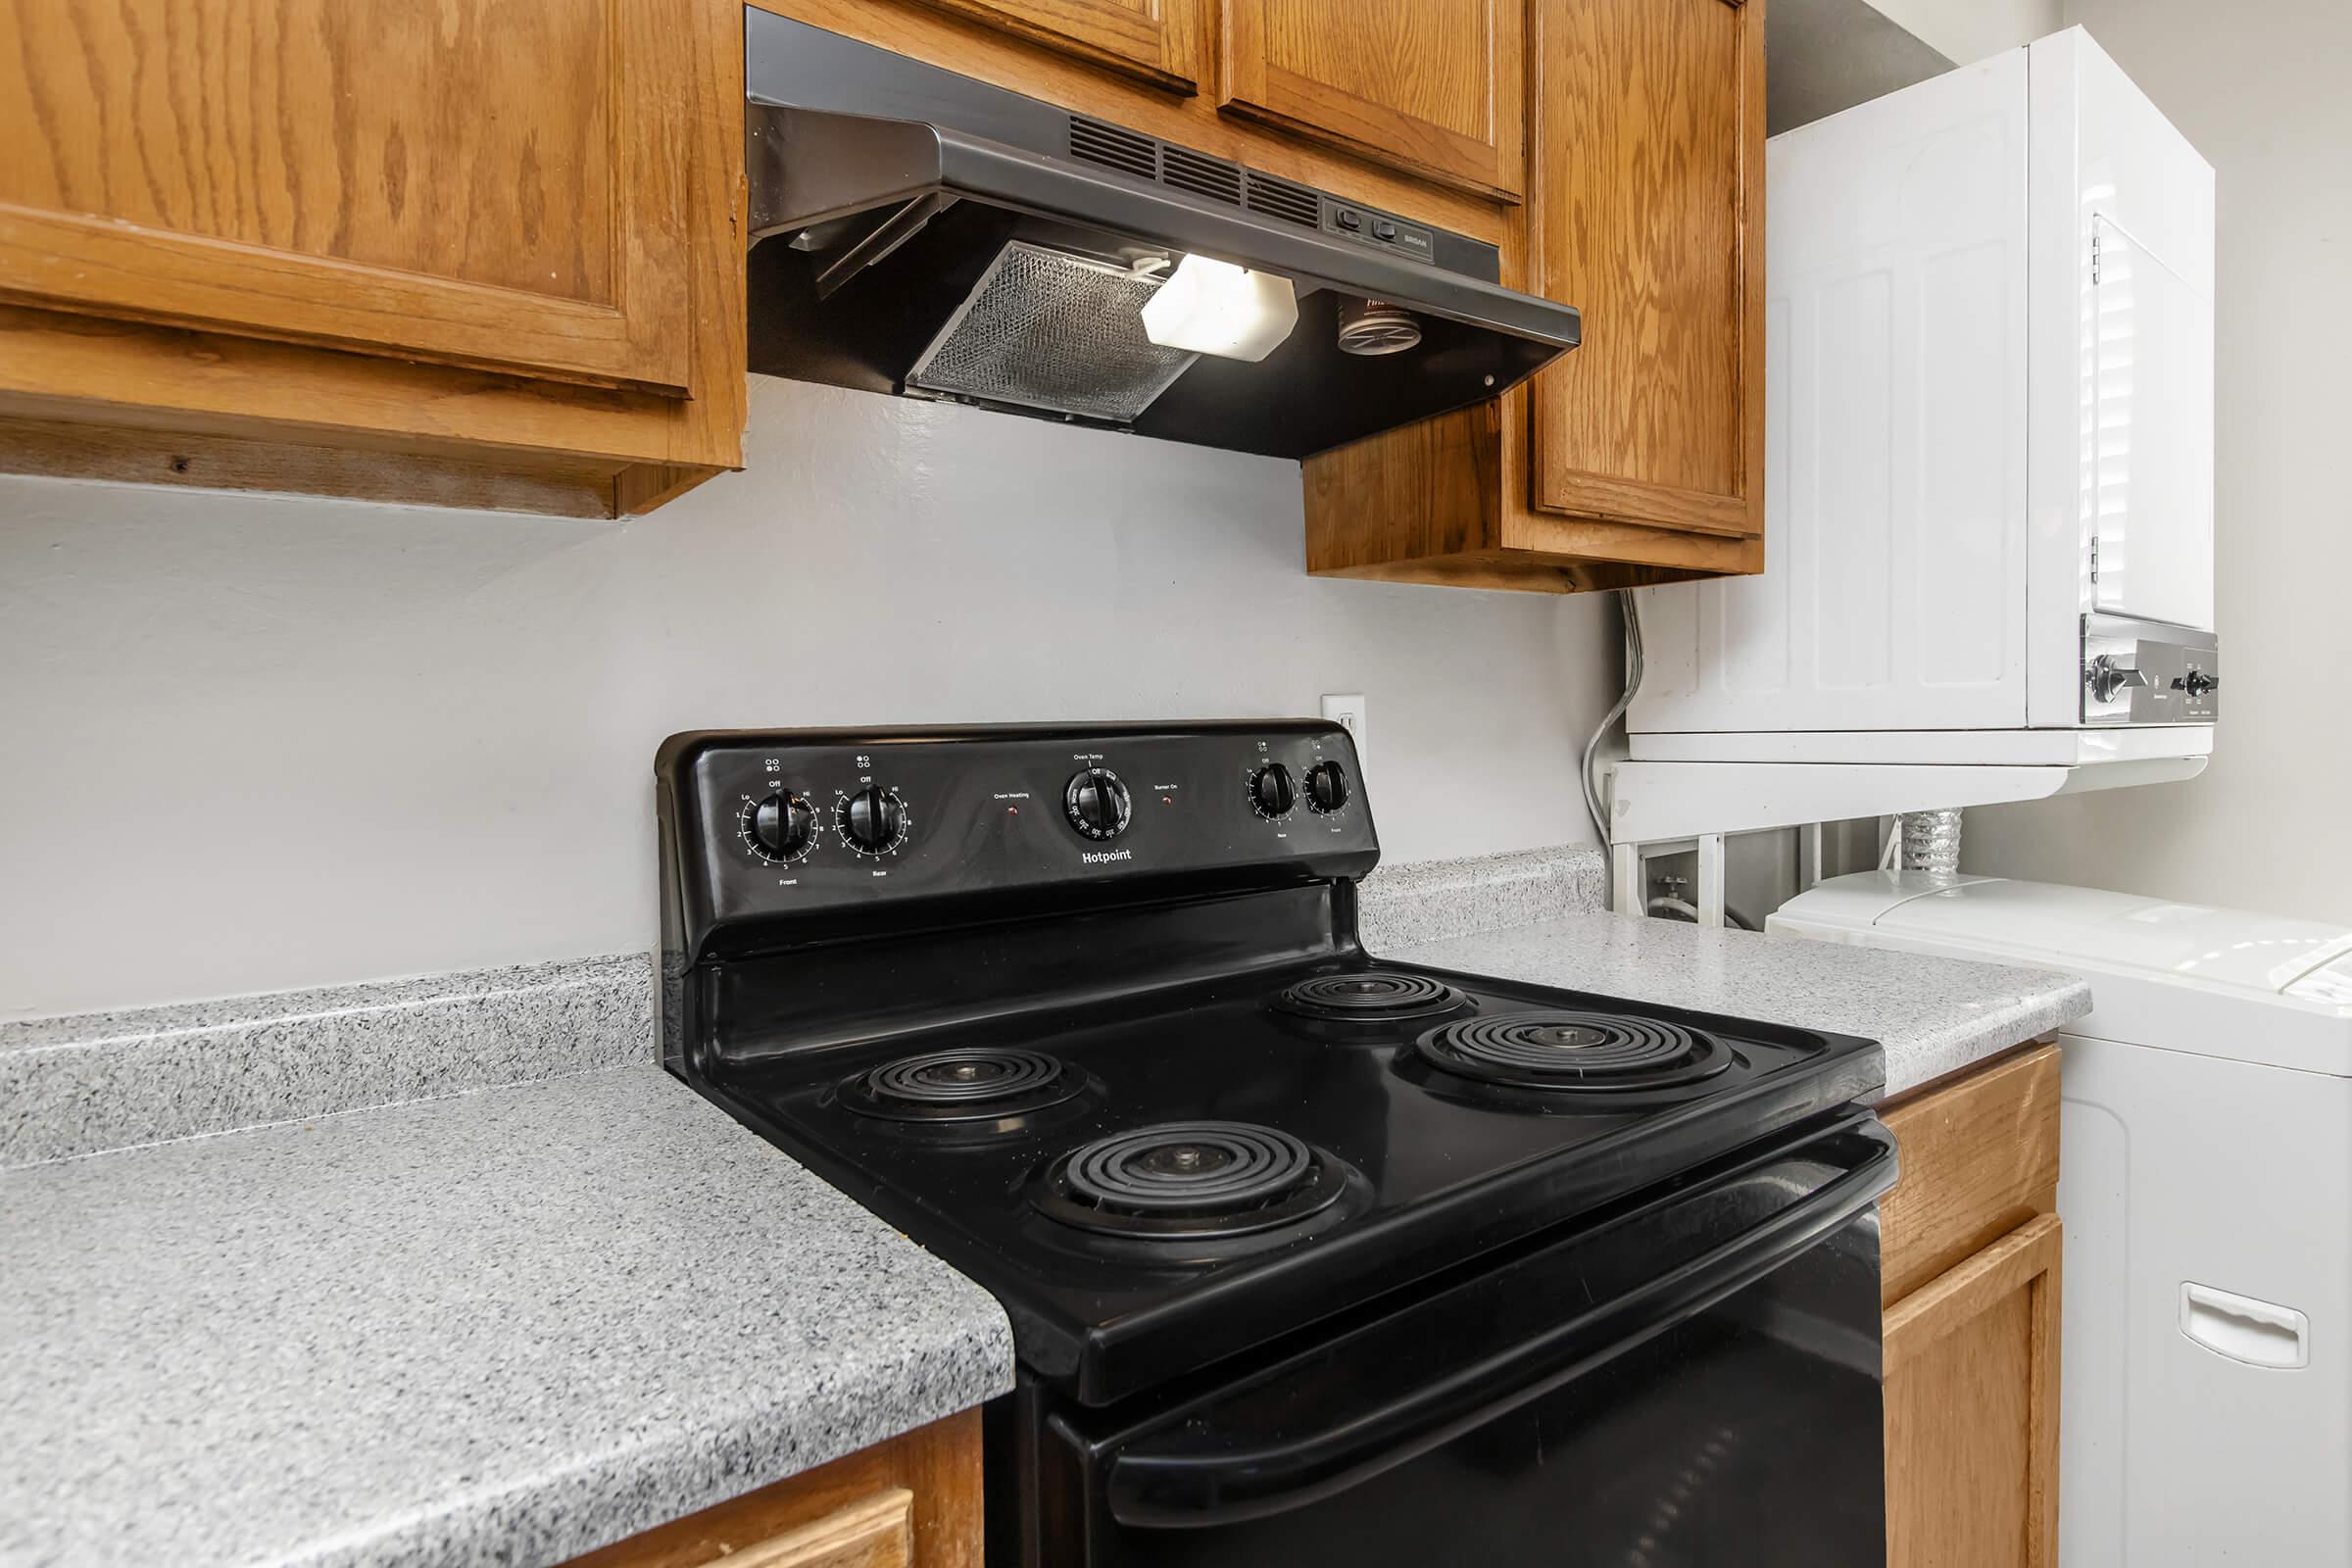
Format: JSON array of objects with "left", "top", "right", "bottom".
[{"left": 744, "top": 13, "right": 1582, "bottom": 460}]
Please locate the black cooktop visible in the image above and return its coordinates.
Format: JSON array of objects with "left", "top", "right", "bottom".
[
  {"left": 656, "top": 723, "right": 1883, "bottom": 1407},
  {"left": 700, "top": 956, "right": 1881, "bottom": 1403}
]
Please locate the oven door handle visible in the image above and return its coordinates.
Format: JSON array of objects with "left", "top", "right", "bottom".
[{"left": 1102, "top": 1119, "right": 1896, "bottom": 1530}]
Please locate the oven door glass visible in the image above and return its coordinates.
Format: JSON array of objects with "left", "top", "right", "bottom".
[{"left": 1028, "top": 1117, "right": 1894, "bottom": 1568}]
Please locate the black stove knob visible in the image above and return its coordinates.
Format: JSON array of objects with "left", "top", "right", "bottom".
[
  {"left": 1303, "top": 760, "right": 1350, "bottom": 814},
  {"left": 749, "top": 791, "right": 817, "bottom": 860},
  {"left": 1249, "top": 762, "right": 1297, "bottom": 819},
  {"left": 840, "top": 785, "right": 907, "bottom": 854},
  {"left": 1064, "top": 767, "right": 1132, "bottom": 841}
]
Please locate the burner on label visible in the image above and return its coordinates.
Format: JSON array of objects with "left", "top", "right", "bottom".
[
  {"left": 1415, "top": 1012, "right": 1733, "bottom": 1092},
  {"left": 1275, "top": 971, "right": 1468, "bottom": 1022},
  {"left": 1032, "top": 1121, "right": 1350, "bottom": 1239},
  {"left": 840, "top": 1047, "right": 1083, "bottom": 1122}
]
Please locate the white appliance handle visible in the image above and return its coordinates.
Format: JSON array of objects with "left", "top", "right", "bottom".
[{"left": 2180, "top": 1282, "right": 2310, "bottom": 1370}]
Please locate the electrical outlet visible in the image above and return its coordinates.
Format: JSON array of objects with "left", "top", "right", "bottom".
[{"left": 1320, "top": 693, "right": 1367, "bottom": 771}]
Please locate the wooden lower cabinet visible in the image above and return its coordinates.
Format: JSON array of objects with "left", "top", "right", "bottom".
[
  {"left": 1886, "top": 1214, "right": 2062, "bottom": 1568},
  {"left": 564, "top": 1408, "right": 982, "bottom": 1568},
  {"left": 1878, "top": 1045, "right": 2064, "bottom": 1568}
]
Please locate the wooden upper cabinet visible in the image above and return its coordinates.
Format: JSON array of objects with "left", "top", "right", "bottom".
[
  {"left": 0, "top": 0, "right": 695, "bottom": 397},
  {"left": 900, "top": 0, "right": 1202, "bottom": 93},
  {"left": 1215, "top": 0, "right": 1525, "bottom": 201},
  {"left": 1298, "top": 0, "right": 1764, "bottom": 592},
  {"left": 1529, "top": 0, "right": 1763, "bottom": 535}
]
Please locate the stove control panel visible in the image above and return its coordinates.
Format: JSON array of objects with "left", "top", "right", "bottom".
[{"left": 659, "top": 722, "right": 1377, "bottom": 934}]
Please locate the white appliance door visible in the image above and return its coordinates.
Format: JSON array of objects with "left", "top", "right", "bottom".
[
  {"left": 2087, "top": 214, "right": 2216, "bottom": 629},
  {"left": 1630, "top": 54, "right": 2031, "bottom": 735}
]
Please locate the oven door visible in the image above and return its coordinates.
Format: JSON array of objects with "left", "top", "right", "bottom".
[{"left": 1019, "top": 1115, "right": 1896, "bottom": 1568}]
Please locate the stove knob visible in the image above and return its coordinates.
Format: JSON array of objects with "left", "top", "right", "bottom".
[
  {"left": 1249, "top": 762, "right": 1297, "bottom": 819},
  {"left": 1303, "top": 760, "right": 1350, "bottom": 814},
  {"left": 840, "top": 785, "right": 908, "bottom": 853},
  {"left": 1064, "top": 767, "right": 1132, "bottom": 841},
  {"left": 750, "top": 791, "right": 817, "bottom": 860}
]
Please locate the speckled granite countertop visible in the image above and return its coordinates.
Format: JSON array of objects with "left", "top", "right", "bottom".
[
  {"left": 1388, "top": 912, "right": 2090, "bottom": 1099},
  {"left": 0, "top": 848, "right": 2077, "bottom": 1566},
  {"left": 0, "top": 1064, "right": 1012, "bottom": 1568}
]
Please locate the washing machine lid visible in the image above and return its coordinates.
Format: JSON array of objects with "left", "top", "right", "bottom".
[{"left": 1785, "top": 872, "right": 2352, "bottom": 1000}]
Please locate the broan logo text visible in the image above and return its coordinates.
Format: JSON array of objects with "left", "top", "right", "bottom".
[{"left": 1081, "top": 849, "right": 1135, "bottom": 865}]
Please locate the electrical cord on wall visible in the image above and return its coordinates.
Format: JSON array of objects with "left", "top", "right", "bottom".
[
  {"left": 1581, "top": 589, "right": 1644, "bottom": 849},
  {"left": 1584, "top": 594, "right": 1760, "bottom": 931}
]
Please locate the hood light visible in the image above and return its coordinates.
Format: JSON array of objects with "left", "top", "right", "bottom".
[{"left": 1139, "top": 255, "right": 1298, "bottom": 363}]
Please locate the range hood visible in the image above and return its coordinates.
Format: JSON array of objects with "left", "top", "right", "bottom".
[{"left": 744, "top": 13, "right": 1582, "bottom": 460}]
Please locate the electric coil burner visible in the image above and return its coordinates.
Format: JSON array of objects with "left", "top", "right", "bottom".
[
  {"left": 1274, "top": 970, "right": 1468, "bottom": 1022},
  {"left": 656, "top": 721, "right": 1894, "bottom": 1568},
  {"left": 1414, "top": 1012, "right": 1736, "bottom": 1092},
  {"left": 1032, "top": 1120, "right": 1350, "bottom": 1239},
  {"left": 839, "top": 1047, "right": 1082, "bottom": 1121}
]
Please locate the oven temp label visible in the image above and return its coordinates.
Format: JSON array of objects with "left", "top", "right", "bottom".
[{"left": 1081, "top": 849, "right": 1134, "bottom": 865}]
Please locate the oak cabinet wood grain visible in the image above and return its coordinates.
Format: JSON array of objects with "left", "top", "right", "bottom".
[
  {"left": 0, "top": 0, "right": 695, "bottom": 396},
  {"left": 562, "top": 1409, "right": 981, "bottom": 1568},
  {"left": 1215, "top": 0, "right": 1525, "bottom": 200},
  {"left": 1300, "top": 0, "right": 1768, "bottom": 591},
  {"left": 1885, "top": 1214, "right": 2062, "bottom": 1568},
  {"left": 0, "top": 0, "right": 745, "bottom": 516},
  {"left": 1878, "top": 1045, "right": 2062, "bottom": 1307},
  {"left": 1879, "top": 1047, "right": 2065, "bottom": 1568},
  {"left": 900, "top": 0, "right": 1202, "bottom": 93},
  {"left": 1526, "top": 0, "right": 1764, "bottom": 534}
]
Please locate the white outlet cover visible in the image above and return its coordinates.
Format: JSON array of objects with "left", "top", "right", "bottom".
[{"left": 1319, "top": 693, "right": 1367, "bottom": 772}]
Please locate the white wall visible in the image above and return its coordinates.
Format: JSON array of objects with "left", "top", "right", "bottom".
[
  {"left": 1862, "top": 0, "right": 2059, "bottom": 63},
  {"left": 1964, "top": 0, "right": 2352, "bottom": 924},
  {"left": 0, "top": 378, "right": 1613, "bottom": 1018}
]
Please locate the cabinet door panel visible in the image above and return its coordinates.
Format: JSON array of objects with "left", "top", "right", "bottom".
[
  {"left": 0, "top": 0, "right": 693, "bottom": 395},
  {"left": 1217, "top": 0, "right": 1523, "bottom": 200},
  {"left": 1529, "top": 0, "right": 1762, "bottom": 533},
  {"left": 900, "top": 0, "right": 1200, "bottom": 91},
  {"left": 1885, "top": 1213, "right": 2063, "bottom": 1568}
]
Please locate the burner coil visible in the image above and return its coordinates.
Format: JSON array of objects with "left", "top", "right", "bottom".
[
  {"left": 1034, "top": 1120, "right": 1350, "bottom": 1239},
  {"left": 1415, "top": 1013, "right": 1733, "bottom": 1092},
  {"left": 1275, "top": 971, "right": 1467, "bottom": 1022},
  {"left": 841, "top": 1047, "right": 1082, "bottom": 1122}
]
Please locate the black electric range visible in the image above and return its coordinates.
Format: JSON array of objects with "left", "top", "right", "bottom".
[{"left": 658, "top": 721, "right": 1895, "bottom": 1567}]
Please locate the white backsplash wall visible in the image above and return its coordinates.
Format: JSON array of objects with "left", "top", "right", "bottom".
[{"left": 0, "top": 377, "right": 1615, "bottom": 1018}]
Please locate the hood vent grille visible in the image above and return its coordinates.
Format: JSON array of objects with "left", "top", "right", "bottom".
[
  {"left": 1067, "top": 115, "right": 1321, "bottom": 230},
  {"left": 1245, "top": 172, "right": 1321, "bottom": 229},
  {"left": 1068, "top": 116, "right": 1156, "bottom": 179},
  {"left": 1161, "top": 146, "right": 1244, "bottom": 206}
]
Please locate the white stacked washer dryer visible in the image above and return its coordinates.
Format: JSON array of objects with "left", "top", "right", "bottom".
[
  {"left": 1775, "top": 874, "right": 2352, "bottom": 1566},
  {"left": 1610, "top": 28, "right": 2218, "bottom": 870}
]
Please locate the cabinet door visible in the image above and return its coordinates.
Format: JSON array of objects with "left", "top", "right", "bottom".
[
  {"left": 1885, "top": 1213, "right": 2063, "bottom": 1568},
  {"left": 0, "top": 0, "right": 694, "bottom": 396},
  {"left": 1216, "top": 0, "right": 1524, "bottom": 200},
  {"left": 709, "top": 1490, "right": 911, "bottom": 1568},
  {"left": 901, "top": 0, "right": 1201, "bottom": 91},
  {"left": 1529, "top": 0, "right": 1763, "bottom": 535}
]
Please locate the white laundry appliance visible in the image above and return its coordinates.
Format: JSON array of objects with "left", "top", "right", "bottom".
[
  {"left": 1775, "top": 873, "right": 2352, "bottom": 1567},
  {"left": 1608, "top": 29, "right": 2218, "bottom": 863}
]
